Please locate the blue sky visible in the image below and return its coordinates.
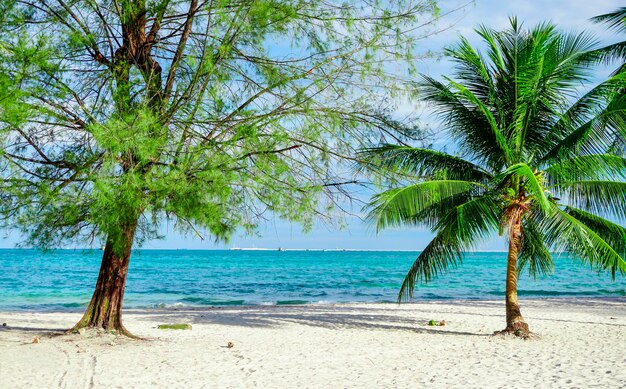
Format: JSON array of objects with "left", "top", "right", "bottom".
[
  {"left": 142, "top": 0, "right": 622, "bottom": 251},
  {"left": 2, "top": 0, "right": 623, "bottom": 250}
]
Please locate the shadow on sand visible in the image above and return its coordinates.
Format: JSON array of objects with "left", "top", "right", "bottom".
[
  {"left": 129, "top": 304, "right": 492, "bottom": 337},
  {"left": 2, "top": 298, "right": 623, "bottom": 336}
]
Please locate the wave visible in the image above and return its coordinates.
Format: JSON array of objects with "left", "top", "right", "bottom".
[
  {"left": 152, "top": 302, "right": 188, "bottom": 309},
  {"left": 60, "top": 302, "right": 85, "bottom": 308},
  {"left": 276, "top": 300, "right": 309, "bottom": 305},
  {"left": 180, "top": 297, "right": 246, "bottom": 306}
]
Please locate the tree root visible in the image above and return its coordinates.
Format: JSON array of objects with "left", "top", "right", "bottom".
[
  {"left": 493, "top": 322, "right": 535, "bottom": 339},
  {"left": 66, "top": 323, "right": 143, "bottom": 340}
]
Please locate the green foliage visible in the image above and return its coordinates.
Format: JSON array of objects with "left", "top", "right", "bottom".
[
  {"left": 542, "top": 204, "right": 626, "bottom": 277},
  {"left": 362, "top": 19, "right": 626, "bottom": 301},
  {"left": 157, "top": 323, "right": 192, "bottom": 330},
  {"left": 495, "top": 163, "right": 551, "bottom": 214},
  {"left": 517, "top": 217, "right": 553, "bottom": 280},
  {"left": 592, "top": 7, "right": 626, "bottom": 74},
  {"left": 358, "top": 145, "right": 492, "bottom": 182},
  {"left": 366, "top": 180, "right": 484, "bottom": 232},
  {"left": 545, "top": 154, "right": 626, "bottom": 183},
  {"left": 0, "top": 0, "right": 440, "bottom": 249},
  {"left": 397, "top": 194, "right": 502, "bottom": 300}
]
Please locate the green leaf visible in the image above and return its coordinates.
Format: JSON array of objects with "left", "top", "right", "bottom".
[
  {"left": 545, "top": 154, "right": 626, "bottom": 183},
  {"left": 540, "top": 204, "right": 626, "bottom": 277},
  {"left": 518, "top": 215, "right": 553, "bottom": 279},
  {"left": 398, "top": 195, "right": 501, "bottom": 301},
  {"left": 497, "top": 163, "right": 551, "bottom": 214},
  {"left": 553, "top": 180, "right": 626, "bottom": 221},
  {"left": 365, "top": 180, "right": 483, "bottom": 232},
  {"left": 538, "top": 75, "right": 626, "bottom": 164},
  {"left": 565, "top": 207, "right": 626, "bottom": 263},
  {"left": 446, "top": 78, "right": 514, "bottom": 164},
  {"left": 358, "top": 145, "right": 491, "bottom": 182}
]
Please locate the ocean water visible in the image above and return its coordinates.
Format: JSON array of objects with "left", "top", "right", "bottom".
[{"left": 0, "top": 249, "right": 624, "bottom": 311}]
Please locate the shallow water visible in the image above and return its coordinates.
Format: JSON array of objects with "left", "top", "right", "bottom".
[{"left": 0, "top": 249, "right": 623, "bottom": 310}]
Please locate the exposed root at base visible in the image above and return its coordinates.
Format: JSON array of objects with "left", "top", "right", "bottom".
[
  {"left": 65, "top": 324, "right": 143, "bottom": 340},
  {"left": 493, "top": 325, "right": 537, "bottom": 340}
]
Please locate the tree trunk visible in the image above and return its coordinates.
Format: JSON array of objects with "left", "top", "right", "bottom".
[
  {"left": 497, "top": 208, "right": 531, "bottom": 338},
  {"left": 70, "top": 222, "right": 138, "bottom": 337}
]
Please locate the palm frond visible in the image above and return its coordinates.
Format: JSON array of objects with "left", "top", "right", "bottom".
[
  {"left": 365, "top": 180, "right": 483, "bottom": 232},
  {"left": 591, "top": 7, "right": 626, "bottom": 71},
  {"left": 545, "top": 154, "right": 626, "bottom": 184},
  {"left": 548, "top": 29, "right": 599, "bottom": 83},
  {"left": 552, "top": 180, "right": 626, "bottom": 221},
  {"left": 446, "top": 78, "right": 514, "bottom": 164},
  {"left": 538, "top": 75, "right": 626, "bottom": 164},
  {"left": 409, "top": 191, "right": 475, "bottom": 229},
  {"left": 565, "top": 206, "right": 626, "bottom": 261},
  {"left": 419, "top": 75, "right": 510, "bottom": 171},
  {"left": 398, "top": 195, "right": 502, "bottom": 301},
  {"left": 592, "top": 42, "right": 626, "bottom": 73},
  {"left": 475, "top": 24, "right": 505, "bottom": 73},
  {"left": 543, "top": 119, "right": 612, "bottom": 162},
  {"left": 518, "top": 215, "right": 554, "bottom": 279},
  {"left": 445, "top": 36, "right": 495, "bottom": 103},
  {"left": 398, "top": 233, "right": 463, "bottom": 302},
  {"left": 515, "top": 31, "right": 599, "bottom": 157},
  {"left": 540, "top": 204, "right": 626, "bottom": 278},
  {"left": 357, "top": 145, "right": 491, "bottom": 182},
  {"left": 591, "top": 7, "right": 626, "bottom": 33}
]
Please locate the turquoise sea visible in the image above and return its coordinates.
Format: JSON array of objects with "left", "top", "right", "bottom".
[{"left": 0, "top": 249, "right": 624, "bottom": 311}]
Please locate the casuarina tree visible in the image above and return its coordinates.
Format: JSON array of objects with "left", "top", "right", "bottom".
[
  {"left": 361, "top": 18, "right": 626, "bottom": 337},
  {"left": 0, "top": 0, "right": 440, "bottom": 336}
]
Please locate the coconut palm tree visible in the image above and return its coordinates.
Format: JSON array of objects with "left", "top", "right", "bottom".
[{"left": 361, "top": 18, "right": 626, "bottom": 337}]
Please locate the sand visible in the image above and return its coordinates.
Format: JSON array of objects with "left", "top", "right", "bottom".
[{"left": 1, "top": 299, "right": 625, "bottom": 388}]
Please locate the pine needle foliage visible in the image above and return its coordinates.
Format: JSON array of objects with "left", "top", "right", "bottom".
[
  {"left": 0, "top": 0, "right": 444, "bottom": 334},
  {"left": 0, "top": 0, "right": 440, "bottom": 250}
]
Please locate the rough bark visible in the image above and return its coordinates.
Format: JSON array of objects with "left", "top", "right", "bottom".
[
  {"left": 496, "top": 206, "right": 531, "bottom": 338},
  {"left": 70, "top": 222, "right": 138, "bottom": 337}
]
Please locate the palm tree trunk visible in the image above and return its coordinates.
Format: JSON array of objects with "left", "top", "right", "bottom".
[
  {"left": 70, "top": 221, "right": 138, "bottom": 337},
  {"left": 498, "top": 207, "right": 531, "bottom": 337}
]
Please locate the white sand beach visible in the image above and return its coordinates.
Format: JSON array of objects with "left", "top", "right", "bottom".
[{"left": 1, "top": 299, "right": 625, "bottom": 388}]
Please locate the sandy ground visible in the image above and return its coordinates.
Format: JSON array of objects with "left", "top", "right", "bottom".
[{"left": 0, "top": 299, "right": 625, "bottom": 388}]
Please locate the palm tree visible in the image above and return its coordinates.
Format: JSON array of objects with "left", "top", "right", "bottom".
[{"left": 361, "top": 19, "right": 626, "bottom": 337}]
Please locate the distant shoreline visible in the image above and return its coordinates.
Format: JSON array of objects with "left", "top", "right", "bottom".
[{"left": 0, "top": 247, "right": 509, "bottom": 253}]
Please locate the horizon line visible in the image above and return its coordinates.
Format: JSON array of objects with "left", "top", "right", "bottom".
[{"left": 0, "top": 247, "right": 511, "bottom": 253}]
